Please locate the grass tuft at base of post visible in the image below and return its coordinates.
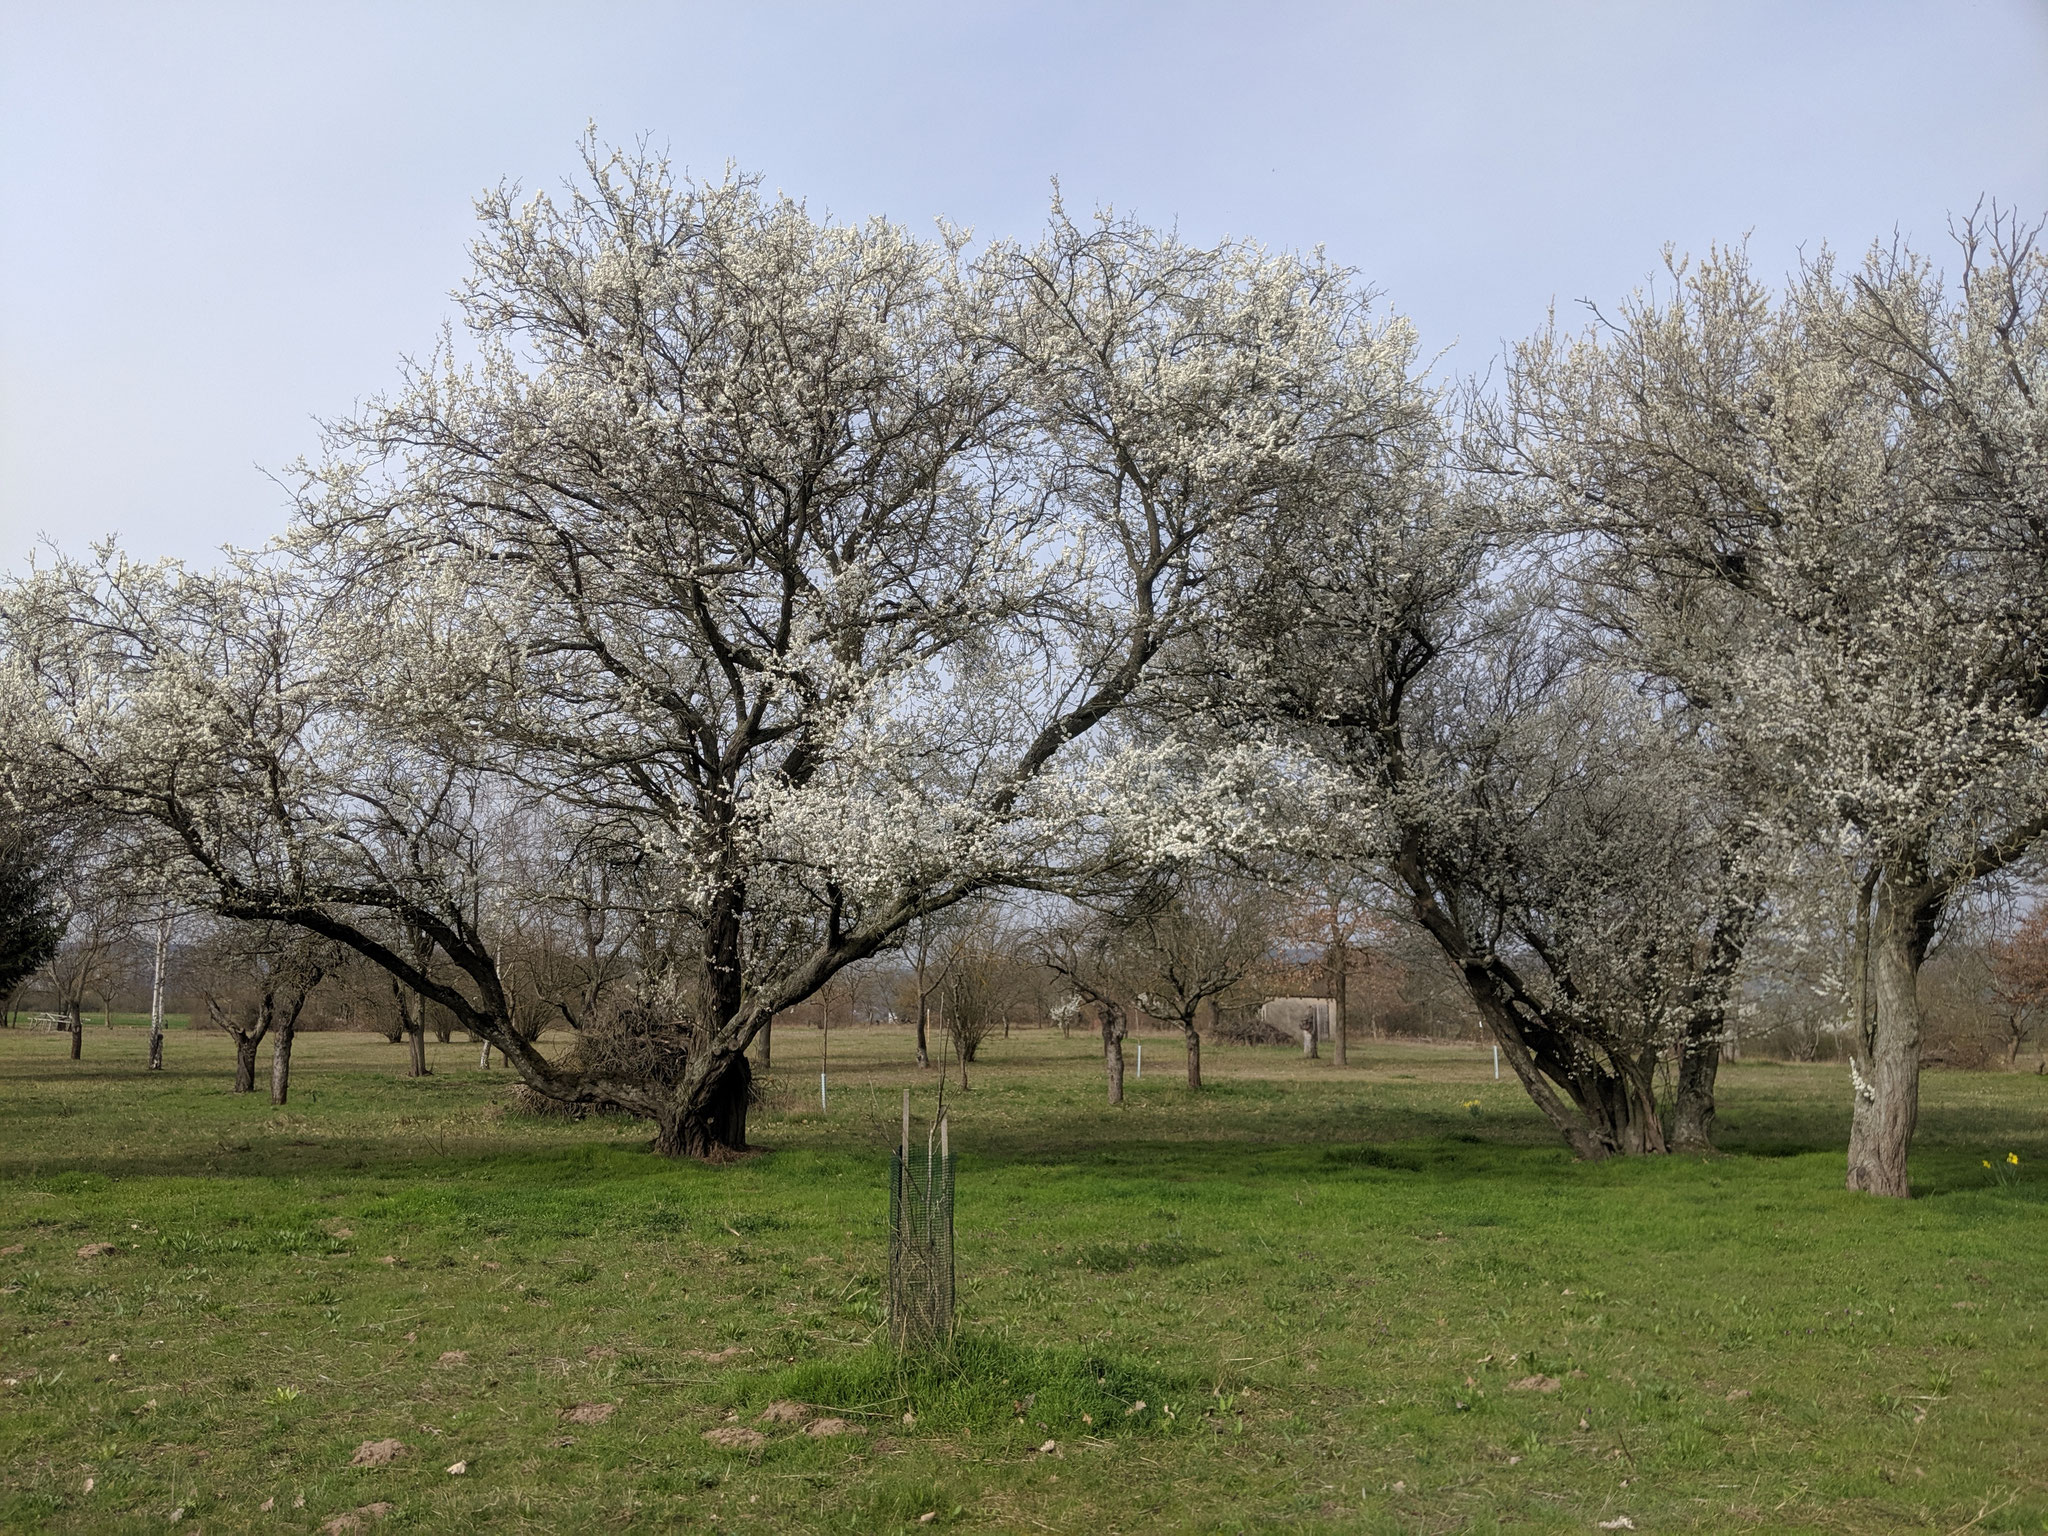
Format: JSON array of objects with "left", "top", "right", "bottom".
[{"left": 762, "top": 1332, "right": 1189, "bottom": 1437}]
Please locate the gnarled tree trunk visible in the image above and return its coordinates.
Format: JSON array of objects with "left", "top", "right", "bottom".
[
  {"left": 1671, "top": 1019, "right": 1721, "bottom": 1151},
  {"left": 1483, "top": 1006, "right": 1667, "bottom": 1158},
  {"left": 1846, "top": 873, "right": 1933, "bottom": 1198},
  {"left": 233, "top": 1030, "right": 261, "bottom": 1093},
  {"left": 1483, "top": 1012, "right": 1609, "bottom": 1159},
  {"left": 656, "top": 1049, "right": 753, "bottom": 1159},
  {"left": 1571, "top": 1055, "right": 1667, "bottom": 1155},
  {"left": 1401, "top": 852, "right": 1673, "bottom": 1161},
  {"left": 1670, "top": 883, "right": 1754, "bottom": 1151},
  {"left": 68, "top": 1001, "right": 81, "bottom": 1060}
]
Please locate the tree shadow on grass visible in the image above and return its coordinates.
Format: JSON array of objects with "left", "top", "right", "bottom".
[{"left": 2, "top": 1110, "right": 1581, "bottom": 1192}]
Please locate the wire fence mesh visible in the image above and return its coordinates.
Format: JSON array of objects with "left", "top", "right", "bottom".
[{"left": 888, "top": 1138, "right": 955, "bottom": 1353}]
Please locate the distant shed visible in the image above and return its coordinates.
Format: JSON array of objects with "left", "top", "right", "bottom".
[{"left": 1260, "top": 995, "right": 1336, "bottom": 1041}]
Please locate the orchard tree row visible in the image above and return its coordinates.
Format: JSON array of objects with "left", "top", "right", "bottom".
[{"left": 4, "top": 142, "right": 2045, "bottom": 1196}]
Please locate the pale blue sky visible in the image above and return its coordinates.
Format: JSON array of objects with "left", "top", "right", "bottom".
[{"left": 4, "top": 1, "right": 2045, "bottom": 563}]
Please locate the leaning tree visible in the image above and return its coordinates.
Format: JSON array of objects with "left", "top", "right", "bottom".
[{"left": 1209, "top": 343, "right": 1762, "bottom": 1158}]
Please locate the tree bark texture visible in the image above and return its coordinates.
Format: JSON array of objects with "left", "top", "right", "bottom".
[
  {"left": 68, "top": 1002, "right": 81, "bottom": 1060},
  {"left": 1671, "top": 1022, "right": 1721, "bottom": 1151},
  {"left": 233, "top": 1031, "right": 260, "bottom": 1093},
  {"left": 1845, "top": 875, "right": 1932, "bottom": 1198},
  {"left": 1102, "top": 1005, "right": 1126, "bottom": 1106},
  {"left": 655, "top": 1050, "right": 753, "bottom": 1158},
  {"left": 1483, "top": 1010, "right": 1670, "bottom": 1159},
  {"left": 757, "top": 1013, "right": 772, "bottom": 1070},
  {"left": 1184, "top": 1024, "right": 1202, "bottom": 1089},
  {"left": 270, "top": 1025, "right": 295, "bottom": 1105},
  {"left": 914, "top": 995, "right": 929, "bottom": 1068}
]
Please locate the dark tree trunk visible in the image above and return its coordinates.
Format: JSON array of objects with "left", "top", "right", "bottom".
[
  {"left": 1846, "top": 874, "right": 1933, "bottom": 1199},
  {"left": 656, "top": 1050, "right": 753, "bottom": 1159},
  {"left": 68, "top": 1002, "right": 81, "bottom": 1060},
  {"left": 233, "top": 1032, "right": 260, "bottom": 1093},
  {"left": 1484, "top": 1014, "right": 1611, "bottom": 1161},
  {"left": 915, "top": 994, "right": 930, "bottom": 1068},
  {"left": 1670, "top": 883, "right": 1755, "bottom": 1150},
  {"left": 1399, "top": 849, "right": 1674, "bottom": 1161},
  {"left": 270, "top": 1024, "right": 295, "bottom": 1105},
  {"left": 650, "top": 889, "right": 758, "bottom": 1160},
  {"left": 1577, "top": 1056, "right": 1667, "bottom": 1154},
  {"left": 1102, "top": 1005, "right": 1126, "bottom": 1106},
  {"left": 1672, "top": 1020, "right": 1721, "bottom": 1151},
  {"left": 1184, "top": 1024, "right": 1202, "bottom": 1089}
]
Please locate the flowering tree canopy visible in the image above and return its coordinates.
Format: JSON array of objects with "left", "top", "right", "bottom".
[
  {"left": 6, "top": 141, "right": 2037, "bottom": 1193},
  {"left": 1498, "top": 212, "right": 2048, "bottom": 1193},
  {"left": 0, "top": 144, "right": 1417, "bottom": 1157}
]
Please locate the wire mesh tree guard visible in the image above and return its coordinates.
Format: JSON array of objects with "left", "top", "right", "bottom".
[{"left": 889, "top": 1090, "right": 955, "bottom": 1353}]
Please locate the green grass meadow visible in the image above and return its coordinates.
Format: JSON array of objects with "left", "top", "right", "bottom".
[{"left": 2, "top": 1023, "right": 2044, "bottom": 1533}]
